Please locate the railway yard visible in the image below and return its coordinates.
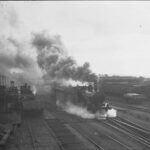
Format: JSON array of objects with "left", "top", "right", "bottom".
[
  {"left": 1, "top": 102, "right": 150, "bottom": 150},
  {"left": 0, "top": 76, "right": 150, "bottom": 150},
  {"left": 2, "top": 3, "right": 150, "bottom": 149}
]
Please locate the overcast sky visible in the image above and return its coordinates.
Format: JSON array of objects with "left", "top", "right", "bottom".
[{"left": 2, "top": 1, "right": 150, "bottom": 77}]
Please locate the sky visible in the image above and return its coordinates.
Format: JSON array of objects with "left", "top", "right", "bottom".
[{"left": 1, "top": 1, "right": 150, "bottom": 77}]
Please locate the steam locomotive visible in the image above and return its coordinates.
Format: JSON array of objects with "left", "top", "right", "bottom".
[{"left": 54, "top": 84, "right": 116, "bottom": 119}]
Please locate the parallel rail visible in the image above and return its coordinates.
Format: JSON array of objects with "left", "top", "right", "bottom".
[
  {"left": 113, "top": 118, "right": 150, "bottom": 137},
  {"left": 117, "top": 117, "right": 150, "bottom": 132},
  {"left": 45, "top": 118, "right": 101, "bottom": 150},
  {"left": 70, "top": 124, "right": 105, "bottom": 150},
  {"left": 44, "top": 119, "right": 67, "bottom": 150},
  {"left": 51, "top": 111, "right": 132, "bottom": 150},
  {"left": 88, "top": 121, "right": 133, "bottom": 150},
  {"left": 110, "top": 119, "right": 150, "bottom": 144},
  {"left": 102, "top": 119, "right": 150, "bottom": 149},
  {"left": 111, "top": 103, "right": 150, "bottom": 113},
  {"left": 26, "top": 120, "right": 37, "bottom": 150}
]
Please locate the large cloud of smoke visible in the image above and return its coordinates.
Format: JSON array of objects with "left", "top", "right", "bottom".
[
  {"left": 32, "top": 31, "right": 97, "bottom": 86},
  {"left": 0, "top": 3, "right": 43, "bottom": 87},
  {"left": 0, "top": 35, "right": 43, "bottom": 86},
  {"left": 0, "top": 3, "right": 97, "bottom": 92},
  {"left": 0, "top": 3, "right": 117, "bottom": 119}
]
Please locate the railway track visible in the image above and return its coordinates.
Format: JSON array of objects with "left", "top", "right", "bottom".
[
  {"left": 26, "top": 120, "right": 37, "bottom": 150},
  {"left": 85, "top": 122, "right": 133, "bottom": 150},
  {"left": 49, "top": 111, "right": 132, "bottom": 150},
  {"left": 46, "top": 116, "right": 104, "bottom": 150},
  {"left": 25, "top": 117, "right": 59, "bottom": 150},
  {"left": 24, "top": 109, "right": 150, "bottom": 150},
  {"left": 45, "top": 118, "right": 102, "bottom": 150},
  {"left": 44, "top": 119, "right": 66, "bottom": 150},
  {"left": 68, "top": 123, "right": 105, "bottom": 150},
  {"left": 117, "top": 117, "right": 150, "bottom": 132},
  {"left": 115, "top": 117, "right": 150, "bottom": 134},
  {"left": 109, "top": 118, "right": 150, "bottom": 143},
  {"left": 71, "top": 122, "right": 131, "bottom": 150},
  {"left": 101, "top": 118, "right": 150, "bottom": 149},
  {"left": 111, "top": 103, "right": 150, "bottom": 113}
]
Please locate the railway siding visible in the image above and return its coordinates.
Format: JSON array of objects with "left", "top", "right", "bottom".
[
  {"left": 9, "top": 116, "right": 59, "bottom": 150},
  {"left": 108, "top": 119, "right": 150, "bottom": 146},
  {"left": 49, "top": 110, "right": 133, "bottom": 150},
  {"left": 99, "top": 120, "right": 150, "bottom": 150},
  {"left": 45, "top": 118, "right": 99, "bottom": 150},
  {"left": 3, "top": 107, "right": 150, "bottom": 150}
]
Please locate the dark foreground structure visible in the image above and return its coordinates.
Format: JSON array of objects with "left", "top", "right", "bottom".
[{"left": 0, "top": 74, "right": 35, "bottom": 146}]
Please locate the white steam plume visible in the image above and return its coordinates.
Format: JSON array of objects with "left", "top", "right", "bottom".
[
  {"left": 107, "top": 108, "right": 117, "bottom": 118},
  {"left": 59, "top": 101, "right": 95, "bottom": 119},
  {"left": 57, "top": 99, "right": 117, "bottom": 119}
]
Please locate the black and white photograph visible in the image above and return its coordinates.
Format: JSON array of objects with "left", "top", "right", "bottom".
[{"left": 0, "top": 1, "right": 150, "bottom": 150}]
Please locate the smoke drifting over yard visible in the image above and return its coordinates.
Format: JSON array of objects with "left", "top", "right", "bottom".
[
  {"left": 0, "top": 3, "right": 41, "bottom": 86},
  {"left": 0, "top": 3, "right": 97, "bottom": 91},
  {"left": 0, "top": 2, "right": 118, "bottom": 119},
  {"left": 32, "top": 32, "right": 97, "bottom": 84}
]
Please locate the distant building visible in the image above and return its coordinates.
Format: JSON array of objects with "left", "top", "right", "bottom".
[{"left": 98, "top": 76, "right": 144, "bottom": 96}]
